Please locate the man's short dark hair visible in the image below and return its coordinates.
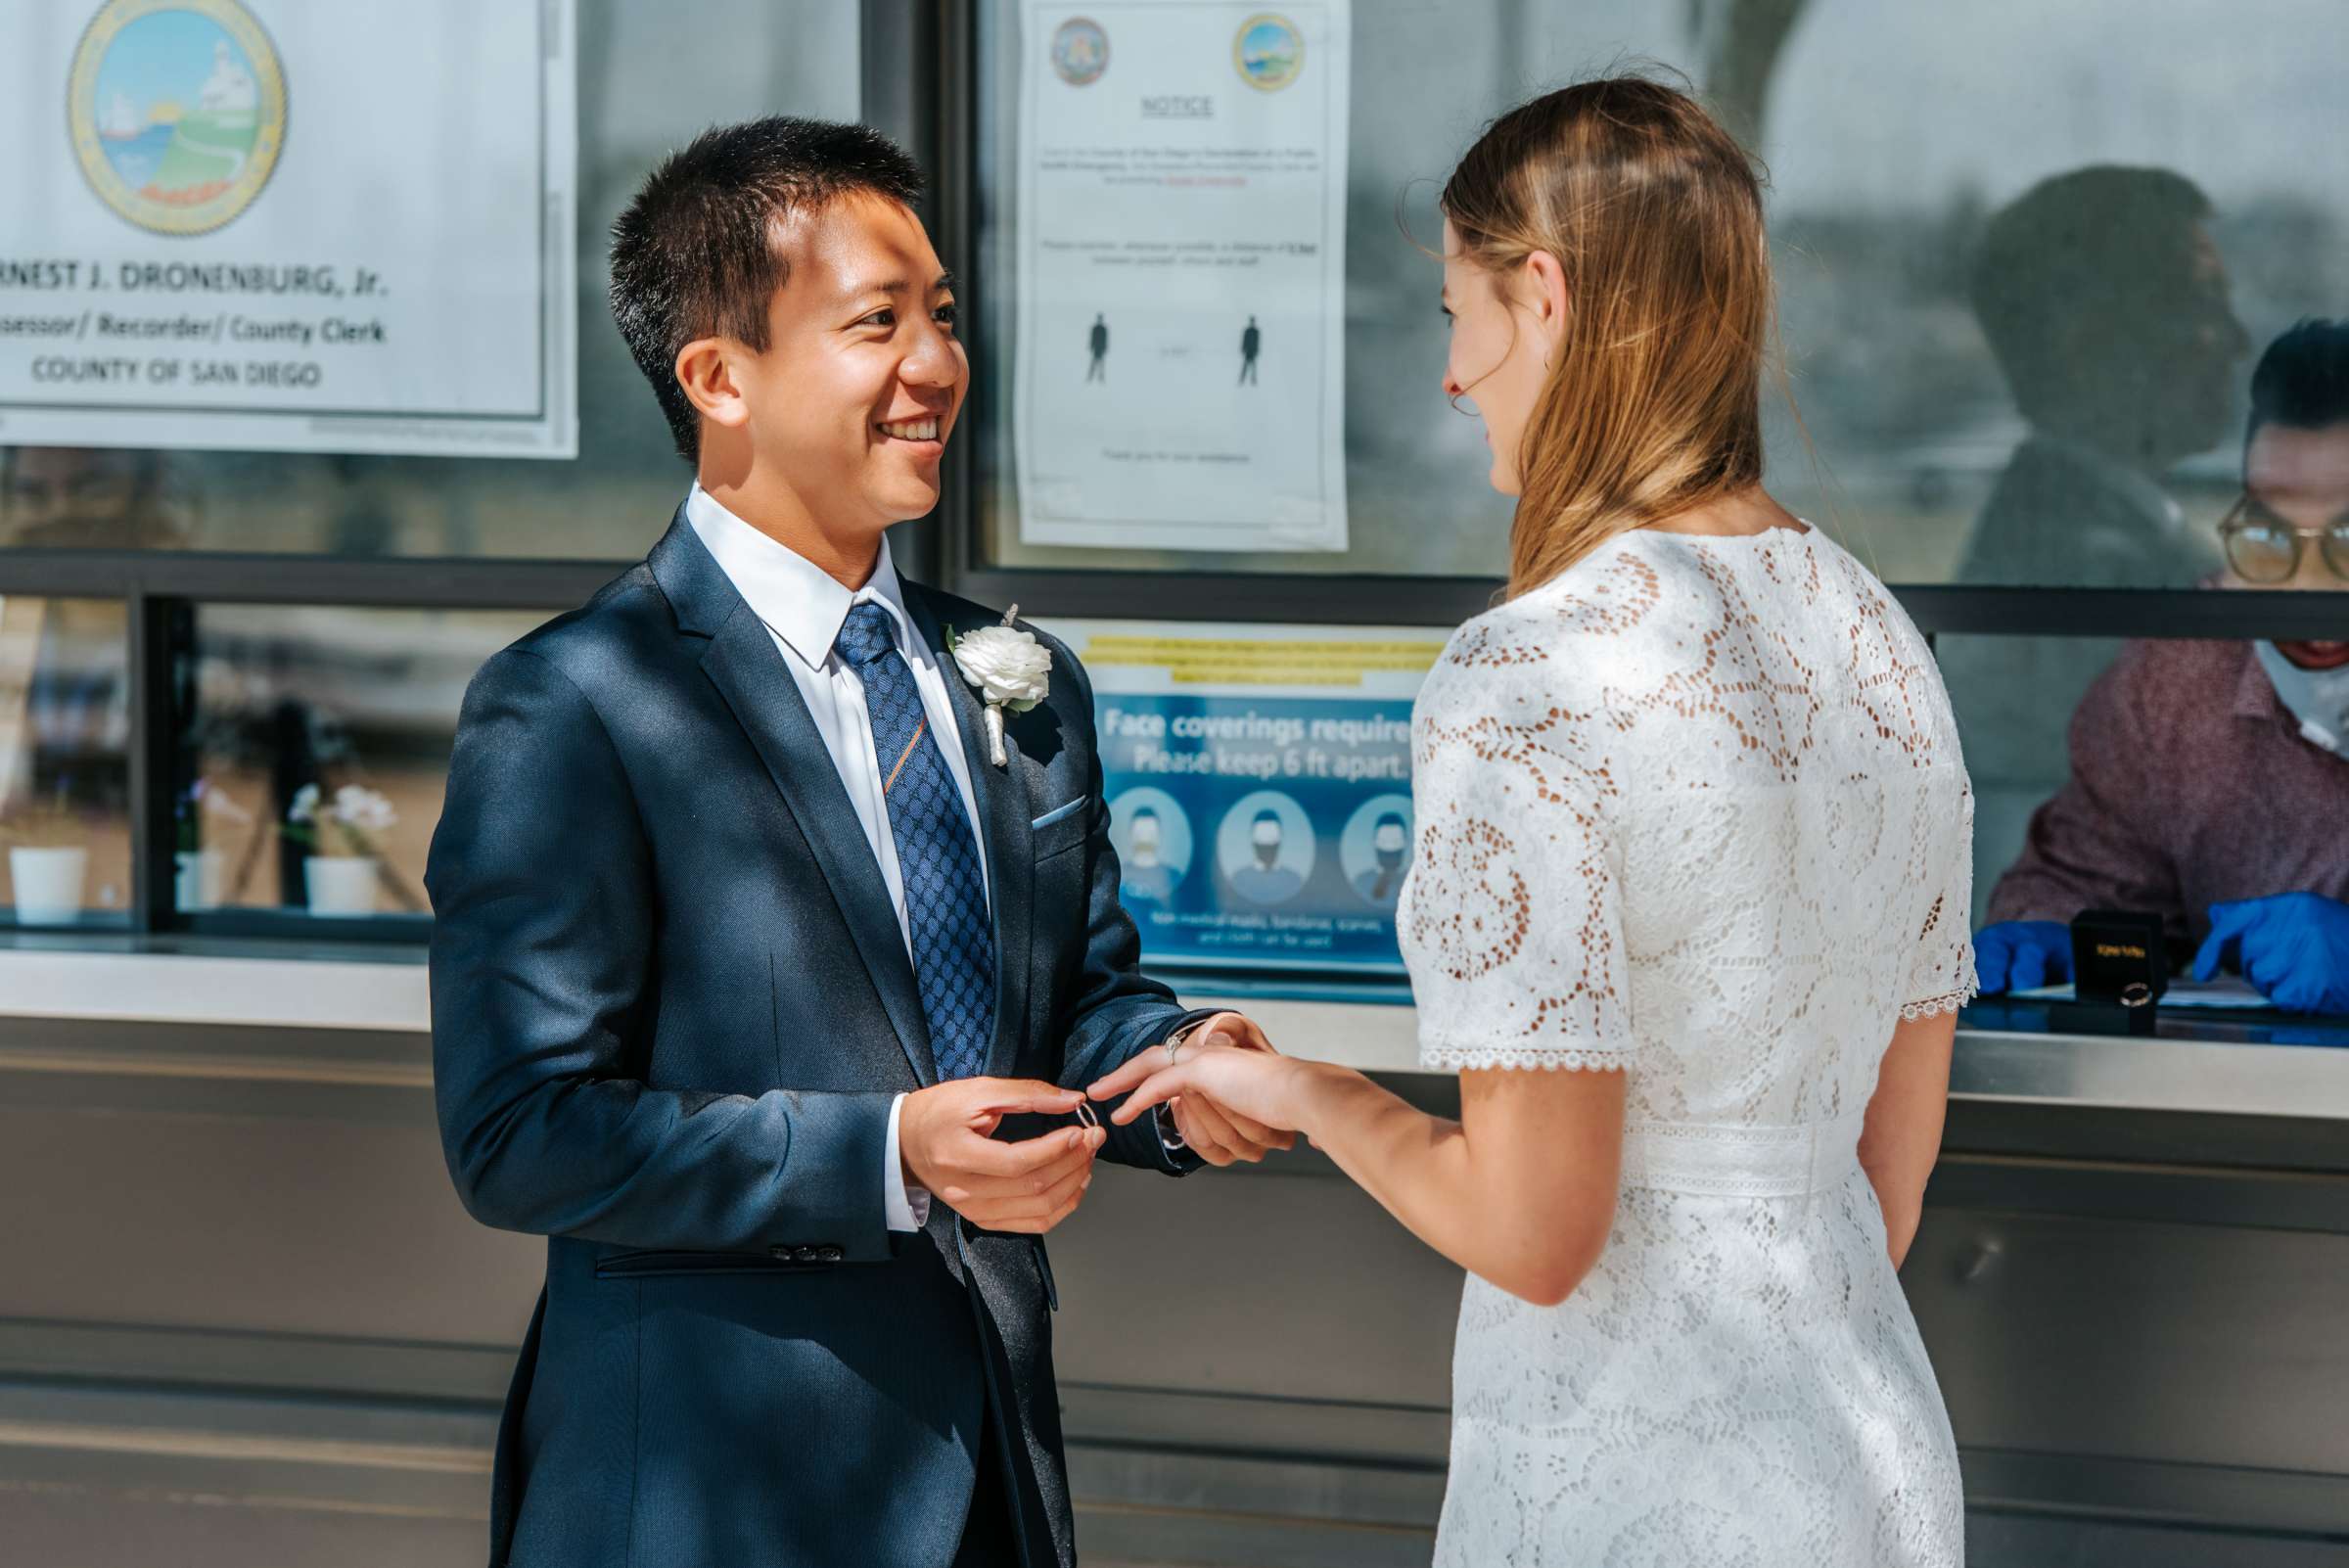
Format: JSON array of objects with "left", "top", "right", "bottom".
[
  {"left": 2248, "top": 318, "right": 2349, "bottom": 440},
  {"left": 1969, "top": 165, "right": 2212, "bottom": 415},
  {"left": 609, "top": 116, "right": 925, "bottom": 462}
]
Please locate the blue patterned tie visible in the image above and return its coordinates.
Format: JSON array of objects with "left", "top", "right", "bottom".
[{"left": 834, "top": 602, "right": 996, "bottom": 1081}]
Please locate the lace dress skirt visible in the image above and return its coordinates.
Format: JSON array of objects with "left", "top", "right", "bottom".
[{"left": 1432, "top": 1120, "right": 1964, "bottom": 1568}]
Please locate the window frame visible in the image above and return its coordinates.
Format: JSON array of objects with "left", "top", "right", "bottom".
[
  {"left": 915, "top": 5, "right": 2349, "bottom": 635},
  {"left": 0, "top": 0, "right": 2339, "bottom": 945}
]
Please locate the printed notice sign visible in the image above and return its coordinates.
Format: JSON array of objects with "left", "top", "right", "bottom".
[
  {"left": 1043, "top": 618, "right": 1445, "bottom": 973},
  {"left": 1016, "top": 3, "right": 1351, "bottom": 552},
  {"left": 0, "top": 0, "right": 577, "bottom": 458}
]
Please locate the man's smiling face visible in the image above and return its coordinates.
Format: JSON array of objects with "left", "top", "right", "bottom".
[{"left": 729, "top": 192, "right": 967, "bottom": 536}]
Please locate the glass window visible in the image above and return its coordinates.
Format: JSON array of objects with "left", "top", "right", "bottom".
[
  {"left": 175, "top": 605, "right": 547, "bottom": 921},
  {"left": 1937, "top": 632, "right": 2130, "bottom": 932},
  {"left": 973, "top": 1, "right": 2349, "bottom": 585},
  {"left": 1039, "top": 616, "right": 1443, "bottom": 975},
  {"left": 1942, "top": 624, "right": 2349, "bottom": 1019},
  {"left": 0, "top": 595, "right": 132, "bottom": 928},
  {"left": 0, "top": 1, "right": 860, "bottom": 561}
]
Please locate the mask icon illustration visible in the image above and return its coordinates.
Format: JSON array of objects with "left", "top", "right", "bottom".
[
  {"left": 1224, "top": 798, "right": 1309, "bottom": 907},
  {"left": 1251, "top": 810, "right": 1283, "bottom": 869},
  {"left": 1358, "top": 809, "right": 1411, "bottom": 904}
]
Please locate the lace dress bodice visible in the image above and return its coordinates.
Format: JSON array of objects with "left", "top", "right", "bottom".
[{"left": 1399, "top": 524, "right": 1971, "bottom": 1567}]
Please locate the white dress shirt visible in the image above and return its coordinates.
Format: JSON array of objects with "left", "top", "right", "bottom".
[{"left": 685, "top": 484, "right": 989, "bottom": 1231}]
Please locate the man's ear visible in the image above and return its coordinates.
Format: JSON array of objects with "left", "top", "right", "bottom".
[{"left": 674, "top": 337, "right": 751, "bottom": 434}]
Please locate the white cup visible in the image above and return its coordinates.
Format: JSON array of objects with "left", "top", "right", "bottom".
[
  {"left": 175, "top": 848, "right": 226, "bottom": 910},
  {"left": 303, "top": 854, "right": 380, "bottom": 916},
  {"left": 10, "top": 846, "right": 89, "bottom": 925}
]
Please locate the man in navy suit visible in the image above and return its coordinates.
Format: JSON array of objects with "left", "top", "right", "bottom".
[{"left": 427, "top": 117, "right": 1287, "bottom": 1568}]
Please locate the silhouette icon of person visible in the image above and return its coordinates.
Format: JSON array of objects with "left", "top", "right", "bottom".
[
  {"left": 1086, "top": 313, "right": 1108, "bottom": 383},
  {"left": 1228, "top": 807, "right": 1303, "bottom": 905},
  {"left": 1239, "top": 314, "right": 1261, "bottom": 386},
  {"left": 1353, "top": 810, "right": 1409, "bottom": 905},
  {"left": 1121, "top": 805, "right": 1182, "bottom": 903}
]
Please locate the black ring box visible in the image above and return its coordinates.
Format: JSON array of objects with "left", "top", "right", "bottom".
[{"left": 2048, "top": 908, "right": 2168, "bottom": 1036}]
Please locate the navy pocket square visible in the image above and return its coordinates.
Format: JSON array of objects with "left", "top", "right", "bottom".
[{"left": 1029, "top": 797, "right": 1087, "bottom": 830}]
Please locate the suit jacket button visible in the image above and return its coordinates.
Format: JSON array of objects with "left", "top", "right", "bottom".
[
  {"left": 793, "top": 1245, "right": 821, "bottom": 1265},
  {"left": 816, "top": 1245, "right": 844, "bottom": 1264},
  {"left": 769, "top": 1245, "right": 795, "bottom": 1261}
]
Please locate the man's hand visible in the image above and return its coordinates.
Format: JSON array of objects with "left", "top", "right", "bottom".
[
  {"left": 1973, "top": 920, "right": 2072, "bottom": 993},
  {"left": 1155, "top": 1012, "right": 1297, "bottom": 1166},
  {"left": 898, "top": 1079, "right": 1107, "bottom": 1233},
  {"left": 2193, "top": 892, "right": 2349, "bottom": 1015}
]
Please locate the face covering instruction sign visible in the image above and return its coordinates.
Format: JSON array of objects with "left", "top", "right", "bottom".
[
  {"left": 0, "top": 0, "right": 576, "bottom": 458},
  {"left": 1044, "top": 619, "right": 1443, "bottom": 973},
  {"left": 1015, "top": 3, "right": 1350, "bottom": 552}
]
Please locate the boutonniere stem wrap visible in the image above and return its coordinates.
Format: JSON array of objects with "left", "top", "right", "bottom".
[{"left": 948, "top": 604, "right": 1051, "bottom": 767}]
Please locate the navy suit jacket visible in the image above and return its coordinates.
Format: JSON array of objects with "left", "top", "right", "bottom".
[{"left": 427, "top": 510, "right": 1211, "bottom": 1568}]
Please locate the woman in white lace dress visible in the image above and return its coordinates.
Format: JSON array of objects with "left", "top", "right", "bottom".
[{"left": 1092, "top": 77, "right": 1972, "bottom": 1566}]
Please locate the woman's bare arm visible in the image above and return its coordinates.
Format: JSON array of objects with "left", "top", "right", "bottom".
[
  {"left": 1092, "top": 1046, "right": 1629, "bottom": 1307},
  {"left": 1296, "top": 1063, "right": 1627, "bottom": 1306},
  {"left": 1856, "top": 1009, "right": 1956, "bottom": 1269}
]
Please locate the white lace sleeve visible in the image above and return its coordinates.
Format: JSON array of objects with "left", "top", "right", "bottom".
[
  {"left": 1405, "top": 648, "right": 1633, "bottom": 1074},
  {"left": 1902, "top": 777, "right": 1979, "bottom": 1021}
]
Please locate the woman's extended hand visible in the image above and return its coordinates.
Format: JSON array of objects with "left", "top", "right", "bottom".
[{"left": 1090, "top": 1032, "right": 1318, "bottom": 1137}]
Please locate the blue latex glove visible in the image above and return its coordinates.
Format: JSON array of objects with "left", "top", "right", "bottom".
[
  {"left": 1974, "top": 920, "right": 2072, "bottom": 994},
  {"left": 2191, "top": 893, "right": 2349, "bottom": 1015}
]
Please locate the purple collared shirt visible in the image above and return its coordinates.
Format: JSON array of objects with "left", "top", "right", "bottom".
[{"left": 1986, "top": 637, "right": 2349, "bottom": 947}]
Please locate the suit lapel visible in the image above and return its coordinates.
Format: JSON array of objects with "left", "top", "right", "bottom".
[
  {"left": 652, "top": 512, "right": 940, "bottom": 1087},
  {"left": 701, "top": 612, "right": 941, "bottom": 1087},
  {"left": 906, "top": 590, "right": 1036, "bottom": 1079}
]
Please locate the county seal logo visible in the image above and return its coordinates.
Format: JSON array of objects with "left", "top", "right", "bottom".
[
  {"left": 1050, "top": 17, "right": 1109, "bottom": 87},
  {"left": 1232, "top": 14, "right": 1304, "bottom": 92},
  {"left": 69, "top": 0, "right": 287, "bottom": 237}
]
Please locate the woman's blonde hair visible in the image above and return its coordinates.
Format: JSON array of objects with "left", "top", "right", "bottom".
[{"left": 1442, "top": 76, "right": 1773, "bottom": 599}]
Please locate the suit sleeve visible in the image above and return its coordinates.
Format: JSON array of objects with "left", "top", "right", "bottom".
[
  {"left": 1041, "top": 639, "right": 1216, "bottom": 1175},
  {"left": 427, "top": 646, "right": 895, "bottom": 1261}
]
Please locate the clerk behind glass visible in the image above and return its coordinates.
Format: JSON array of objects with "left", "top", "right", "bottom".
[{"left": 1975, "top": 320, "right": 2349, "bottom": 1014}]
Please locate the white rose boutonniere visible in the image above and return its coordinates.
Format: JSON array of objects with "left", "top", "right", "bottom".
[{"left": 948, "top": 604, "right": 1051, "bottom": 766}]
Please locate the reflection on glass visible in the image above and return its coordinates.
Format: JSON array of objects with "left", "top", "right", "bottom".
[
  {"left": 1, "top": 447, "right": 198, "bottom": 549},
  {"left": 976, "top": 2, "right": 2348, "bottom": 582},
  {"left": 1958, "top": 167, "right": 2246, "bottom": 590},
  {"left": 1963, "top": 319, "right": 2349, "bottom": 1016},
  {"left": 0, "top": 1, "right": 858, "bottom": 561},
  {"left": 176, "top": 606, "right": 546, "bottom": 919},
  {"left": 1937, "top": 630, "right": 2120, "bottom": 929},
  {"left": 0, "top": 596, "right": 132, "bottom": 927}
]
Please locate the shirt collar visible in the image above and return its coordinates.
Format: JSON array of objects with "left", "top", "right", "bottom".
[{"left": 683, "top": 484, "right": 917, "bottom": 672}]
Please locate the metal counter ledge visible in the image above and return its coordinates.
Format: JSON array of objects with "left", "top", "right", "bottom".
[
  {"left": 4, "top": 939, "right": 2348, "bottom": 1562},
  {"left": 1, "top": 937, "right": 2346, "bottom": 1121}
]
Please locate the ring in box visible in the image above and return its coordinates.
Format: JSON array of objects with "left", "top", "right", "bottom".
[{"left": 2049, "top": 908, "right": 2167, "bottom": 1036}]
